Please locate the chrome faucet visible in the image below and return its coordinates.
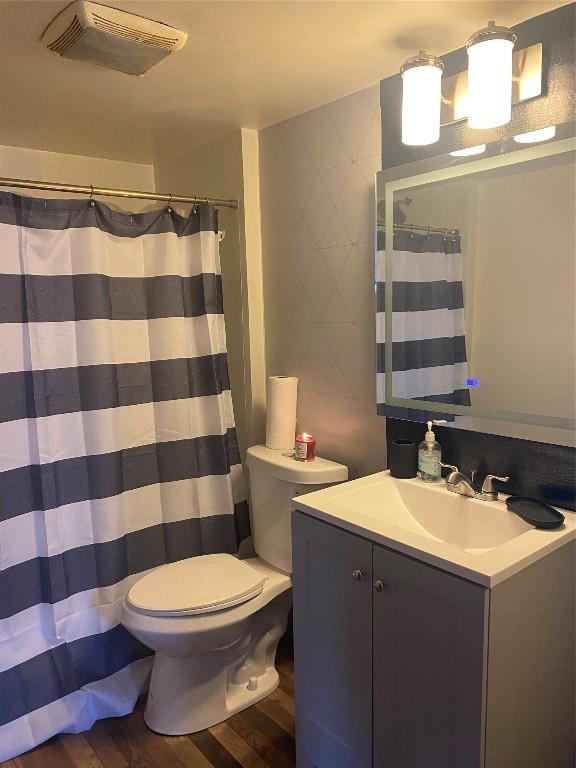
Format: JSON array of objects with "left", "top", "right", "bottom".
[
  {"left": 440, "top": 464, "right": 510, "bottom": 501},
  {"left": 476, "top": 474, "right": 510, "bottom": 502},
  {"left": 440, "top": 464, "right": 476, "bottom": 498}
]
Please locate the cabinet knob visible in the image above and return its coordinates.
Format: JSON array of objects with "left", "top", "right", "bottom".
[
  {"left": 352, "top": 569, "right": 364, "bottom": 581},
  {"left": 373, "top": 578, "right": 385, "bottom": 592}
]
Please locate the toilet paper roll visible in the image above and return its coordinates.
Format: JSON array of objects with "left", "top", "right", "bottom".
[{"left": 266, "top": 376, "right": 298, "bottom": 450}]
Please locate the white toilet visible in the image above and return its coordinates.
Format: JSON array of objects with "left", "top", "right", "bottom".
[{"left": 121, "top": 444, "right": 348, "bottom": 735}]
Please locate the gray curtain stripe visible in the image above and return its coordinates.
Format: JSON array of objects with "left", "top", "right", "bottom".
[
  {"left": 0, "top": 626, "right": 151, "bottom": 727},
  {"left": 0, "top": 511, "right": 244, "bottom": 621},
  {"left": 0, "top": 355, "right": 230, "bottom": 423},
  {"left": 375, "top": 281, "right": 464, "bottom": 312},
  {"left": 0, "top": 193, "right": 218, "bottom": 237},
  {"left": 0, "top": 273, "right": 223, "bottom": 323},
  {"left": 0, "top": 430, "right": 241, "bottom": 523},
  {"left": 376, "top": 336, "right": 468, "bottom": 373}
]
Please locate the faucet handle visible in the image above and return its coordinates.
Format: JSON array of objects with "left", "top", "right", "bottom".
[
  {"left": 481, "top": 474, "right": 510, "bottom": 494},
  {"left": 440, "top": 462, "right": 458, "bottom": 474}
]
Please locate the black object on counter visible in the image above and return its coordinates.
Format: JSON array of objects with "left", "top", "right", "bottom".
[
  {"left": 389, "top": 439, "right": 418, "bottom": 479},
  {"left": 505, "top": 496, "right": 565, "bottom": 529}
]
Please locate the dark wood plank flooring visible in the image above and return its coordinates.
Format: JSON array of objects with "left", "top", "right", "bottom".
[{"left": 3, "top": 649, "right": 295, "bottom": 768}]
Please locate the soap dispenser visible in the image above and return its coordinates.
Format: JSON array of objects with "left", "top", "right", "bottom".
[{"left": 418, "top": 420, "right": 444, "bottom": 482}]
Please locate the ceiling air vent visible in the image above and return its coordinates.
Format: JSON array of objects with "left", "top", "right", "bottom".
[{"left": 42, "top": 1, "right": 187, "bottom": 75}]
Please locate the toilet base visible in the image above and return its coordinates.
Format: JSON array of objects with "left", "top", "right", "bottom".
[
  {"left": 143, "top": 658, "right": 280, "bottom": 735},
  {"left": 143, "top": 590, "right": 291, "bottom": 735},
  {"left": 225, "top": 666, "right": 280, "bottom": 719}
]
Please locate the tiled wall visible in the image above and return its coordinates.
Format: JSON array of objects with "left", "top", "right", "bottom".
[{"left": 259, "top": 85, "right": 387, "bottom": 478}]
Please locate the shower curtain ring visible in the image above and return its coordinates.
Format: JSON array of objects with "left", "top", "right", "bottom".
[
  {"left": 89, "top": 186, "right": 95, "bottom": 207},
  {"left": 167, "top": 193, "right": 173, "bottom": 213}
]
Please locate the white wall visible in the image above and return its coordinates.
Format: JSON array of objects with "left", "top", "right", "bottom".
[
  {"left": 259, "top": 84, "right": 386, "bottom": 478},
  {"left": 0, "top": 145, "right": 154, "bottom": 212}
]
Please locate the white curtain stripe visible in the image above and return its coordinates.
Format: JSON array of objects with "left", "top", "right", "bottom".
[
  {"left": 0, "top": 392, "right": 236, "bottom": 472},
  {"left": 376, "top": 247, "right": 464, "bottom": 283},
  {"left": 0, "top": 224, "right": 220, "bottom": 278},
  {"left": 377, "top": 364, "right": 470, "bottom": 401},
  {"left": 0, "top": 315, "right": 227, "bottom": 375},
  {"left": 376, "top": 308, "right": 466, "bottom": 344}
]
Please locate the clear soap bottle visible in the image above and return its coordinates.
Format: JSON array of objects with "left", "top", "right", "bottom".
[{"left": 418, "top": 420, "right": 442, "bottom": 482}]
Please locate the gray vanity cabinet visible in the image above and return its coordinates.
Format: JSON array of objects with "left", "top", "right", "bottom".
[
  {"left": 292, "top": 509, "right": 373, "bottom": 768},
  {"left": 293, "top": 510, "right": 487, "bottom": 768},
  {"left": 372, "top": 544, "right": 486, "bottom": 768}
]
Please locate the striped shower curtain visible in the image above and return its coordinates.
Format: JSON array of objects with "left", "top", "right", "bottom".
[
  {"left": 376, "top": 229, "right": 471, "bottom": 421},
  {"left": 0, "top": 193, "right": 247, "bottom": 761}
]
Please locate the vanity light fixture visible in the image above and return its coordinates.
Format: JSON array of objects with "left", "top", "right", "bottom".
[
  {"left": 450, "top": 144, "right": 487, "bottom": 157},
  {"left": 513, "top": 126, "right": 556, "bottom": 143},
  {"left": 466, "top": 21, "right": 517, "bottom": 129},
  {"left": 401, "top": 51, "right": 444, "bottom": 146}
]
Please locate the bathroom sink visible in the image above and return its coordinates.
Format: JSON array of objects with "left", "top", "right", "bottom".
[
  {"left": 293, "top": 472, "right": 575, "bottom": 586},
  {"left": 329, "top": 478, "right": 531, "bottom": 553}
]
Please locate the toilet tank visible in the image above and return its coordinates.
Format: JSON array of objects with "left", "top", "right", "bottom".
[{"left": 246, "top": 445, "right": 348, "bottom": 574}]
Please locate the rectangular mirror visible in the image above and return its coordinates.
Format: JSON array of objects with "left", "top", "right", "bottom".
[{"left": 376, "top": 126, "right": 576, "bottom": 446}]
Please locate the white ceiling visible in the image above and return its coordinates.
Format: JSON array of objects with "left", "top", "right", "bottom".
[{"left": 0, "top": 0, "right": 568, "bottom": 163}]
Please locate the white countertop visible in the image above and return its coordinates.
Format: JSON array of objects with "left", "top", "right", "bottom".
[{"left": 292, "top": 471, "right": 576, "bottom": 587}]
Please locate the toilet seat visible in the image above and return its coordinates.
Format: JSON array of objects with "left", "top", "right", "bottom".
[{"left": 127, "top": 554, "right": 265, "bottom": 617}]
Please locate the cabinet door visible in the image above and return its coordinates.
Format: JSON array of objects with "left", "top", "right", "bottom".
[
  {"left": 372, "top": 545, "right": 488, "bottom": 768},
  {"left": 292, "top": 511, "right": 373, "bottom": 768}
]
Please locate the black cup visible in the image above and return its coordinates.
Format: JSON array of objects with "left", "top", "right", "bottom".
[{"left": 389, "top": 439, "right": 418, "bottom": 478}]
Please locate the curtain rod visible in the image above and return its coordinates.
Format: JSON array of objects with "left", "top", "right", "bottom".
[
  {"left": 378, "top": 221, "right": 460, "bottom": 235},
  {"left": 0, "top": 176, "right": 239, "bottom": 210}
]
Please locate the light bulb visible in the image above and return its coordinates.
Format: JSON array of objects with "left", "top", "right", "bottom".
[
  {"left": 450, "top": 145, "right": 487, "bottom": 157},
  {"left": 401, "top": 51, "right": 444, "bottom": 146},
  {"left": 513, "top": 126, "right": 556, "bottom": 143},
  {"left": 466, "top": 22, "right": 516, "bottom": 130}
]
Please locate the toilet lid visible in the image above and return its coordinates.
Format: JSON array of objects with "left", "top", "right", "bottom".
[{"left": 127, "top": 554, "right": 265, "bottom": 616}]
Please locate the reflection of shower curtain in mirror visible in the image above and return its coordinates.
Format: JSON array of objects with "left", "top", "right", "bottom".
[{"left": 376, "top": 229, "right": 471, "bottom": 421}]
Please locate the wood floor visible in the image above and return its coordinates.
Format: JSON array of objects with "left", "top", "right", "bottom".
[{"left": 3, "top": 648, "right": 295, "bottom": 768}]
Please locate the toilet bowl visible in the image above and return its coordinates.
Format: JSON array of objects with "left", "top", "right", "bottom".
[{"left": 121, "top": 445, "right": 348, "bottom": 735}]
